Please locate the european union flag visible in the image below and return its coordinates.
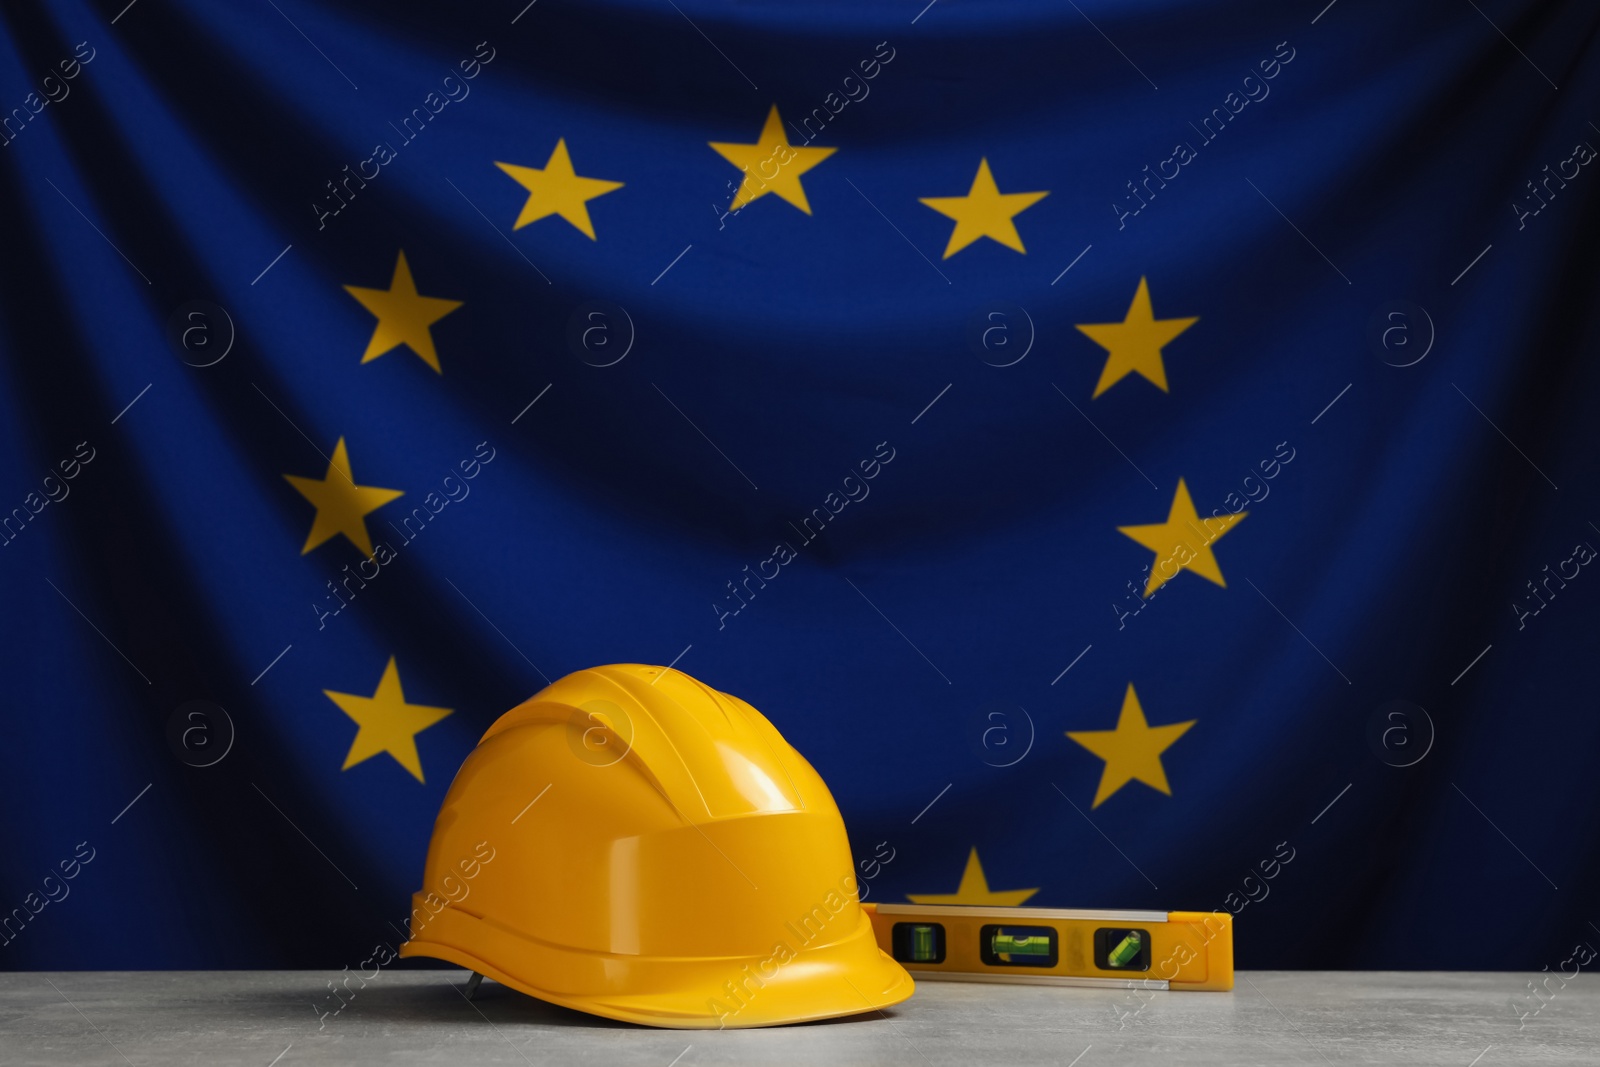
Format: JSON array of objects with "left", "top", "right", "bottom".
[{"left": 2, "top": 0, "right": 1597, "bottom": 981}]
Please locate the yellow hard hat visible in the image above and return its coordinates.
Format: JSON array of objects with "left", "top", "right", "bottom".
[{"left": 399, "top": 664, "right": 913, "bottom": 1028}]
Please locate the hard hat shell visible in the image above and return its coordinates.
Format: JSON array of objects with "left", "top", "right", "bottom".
[{"left": 399, "top": 664, "right": 913, "bottom": 1028}]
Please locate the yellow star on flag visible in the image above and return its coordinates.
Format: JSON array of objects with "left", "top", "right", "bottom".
[
  {"left": 325, "top": 656, "right": 453, "bottom": 783},
  {"left": 919, "top": 158, "right": 1048, "bottom": 258},
  {"left": 1067, "top": 684, "right": 1195, "bottom": 808},
  {"left": 1077, "top": 277, "right": 1198, "bottom": 398},
  {"left": 494, "top": 139, "right": 624, "bottom": 238},
  {"left": 709, "top": 105, "right": 836, "bottom": 214},
  {"left": 343, "top": 251, "right": 463, "bottom": 374},
  {"left": 1118, "top": 478, "right": 1246, "bottom": 598},
  {"left": 907, "top": 847, "right": 1038, "bottom": 906},
  {"left": 283, "top": 437, "right": 403, "bottom": 558}
]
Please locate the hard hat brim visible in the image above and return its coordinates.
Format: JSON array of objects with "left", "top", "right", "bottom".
[{"left": 401, "top": 907, "right": 913, "bottom": 1029}]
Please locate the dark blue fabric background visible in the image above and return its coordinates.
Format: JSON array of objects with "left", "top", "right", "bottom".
[{"left": 1, "top": 0, "right": 1596, "bottom": 971}]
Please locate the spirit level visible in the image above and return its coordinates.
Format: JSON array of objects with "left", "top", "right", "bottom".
[{"left": 864, "top": 903, "right": 1233, "bottom": 991}]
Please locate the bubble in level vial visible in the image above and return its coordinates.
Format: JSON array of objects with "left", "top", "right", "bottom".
[
  {"left": 1109, "top": 931, "right": 1142, "bottom": 968},
  {"left": 912, "top": 924, "right": 937, "bottom": 961},
  {"left": 991, "top": 933, "right": 1050, "bottom": 956}
]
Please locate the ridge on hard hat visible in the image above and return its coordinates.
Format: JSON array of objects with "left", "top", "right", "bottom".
[{"left": 399, "top": 664, "right": 914, "bottom": 1028}]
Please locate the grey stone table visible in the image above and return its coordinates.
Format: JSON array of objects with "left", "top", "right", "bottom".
[{"left": 0, "top": 970, "right": 1591, "bottom": 1066}]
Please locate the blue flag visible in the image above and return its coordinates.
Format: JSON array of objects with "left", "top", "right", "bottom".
[{"left": 1, "top": 0, "right": 1596, "bottom": 975}]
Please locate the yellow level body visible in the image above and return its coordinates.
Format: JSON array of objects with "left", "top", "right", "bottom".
[{"left": 864, "top": 903, "right": 1233, "bottom": 991}]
